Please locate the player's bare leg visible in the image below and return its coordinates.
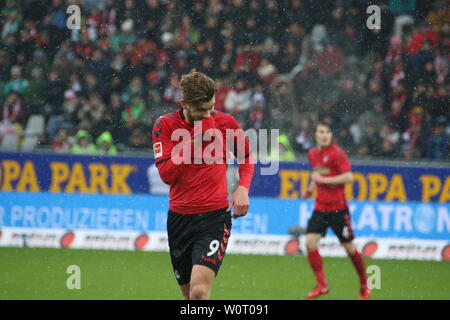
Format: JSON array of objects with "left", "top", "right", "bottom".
[
  {"left": 305, "top": 233, "right": 330, "bottom": 298},
  {"left": 189, "top": 264, "right": 216, "bottom": 300},
  {"left": 341, "top": 241, "right": 370, "bottom": 300},
  {"left": 179, "top": 284, "right": 190, "bottom": 300},
  {"left": 305, "top": 233, "right": 322, "bottom": 251}
]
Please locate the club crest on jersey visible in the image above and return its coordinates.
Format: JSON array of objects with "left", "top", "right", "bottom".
[
  {"left": 323, "top": 156, "right": 329, "bottom": 163},
  {"left": 153, "top": 142, "right": 162, "bottom": 158}
]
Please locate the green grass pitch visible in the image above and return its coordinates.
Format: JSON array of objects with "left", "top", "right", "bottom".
[{"left": 0, "top": 247, "right": 448, "bottom": 300}]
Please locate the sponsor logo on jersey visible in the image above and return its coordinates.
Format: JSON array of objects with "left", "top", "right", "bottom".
[
  {"left": 313, "top": 167, "right": 330, "bottom": 174},
  {"left": 153, "top": 142, "right": 162, "bottom": 158}
]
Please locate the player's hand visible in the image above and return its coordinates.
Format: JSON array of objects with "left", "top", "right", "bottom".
[
  {"left": 228, "top": 185, "right": 250, "bottom": 218},
  {"left": 311, "top": 172, "right": 327, "bottom": 184},
  {"left": 302, "top": 189, "right": 313, "bottom": 199}
]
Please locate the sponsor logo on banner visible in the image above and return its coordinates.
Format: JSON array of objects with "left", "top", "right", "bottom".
[
  {"left": 369, "top": 238, "right": 448, "bottom": 261},
  {"left": 0, "top": 191, "right": 448, "bottom": 260},
  {"left": 284, "top": 239, "right": 301, "bottom": 255},
  {"left": 386, "top": 243, "right": 440, "bottom": 259},
  {"left": 60, "top": 231, "right": 75, "bottom": 248},
  {"left": 441, "top": 245, "right": 450, "bottom": 261},
  {"left": 136, "top": 231, "right": 168, "bottom": 251},
  {"left": 154, "top": 233, "right": 168, "bottom": 250},
  {"left": 0, "top": 228, "right": 63, "bottom": 247},
  {"left": 227, "top": 235, "right": 290, "bottom": 255},
  {"left": 82, "top": 233, "right": 134, "bottom": 249},
  {"left": 1, "top": 151, "right": 449, "bottom": 202},
  {"left": 134, "top": 234, "right": 150, "bottom": 250},
  {"left": 298, "top": 201, "right": 450, "bottom": 240},
  {"left": 362, "top": 241, "right": 379, "bottom": 257},
  {"left": 316, "top": 238, "right": 348, "bottom": 257}
]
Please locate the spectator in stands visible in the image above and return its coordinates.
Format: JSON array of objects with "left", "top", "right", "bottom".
[
  {"left": 357, "top": 123, "right": 382, "bottom": 157},
  {"left": 336, "top": 127, "right": 356, "bottom": 155},
  {"left": 0, "top": 0, "right": 447, "bottom": 162},
  {"left": 385, "top": 36, "right": 404, "bottom": 66},
  {"left": 71, "top": 129, "right": 97, "bottom": 155},
  {"left": 121, "top": 75, "right": 145, "bottom": 105},
  {"left": 269, "top": 77, "right": 296, "bottom": 130},
  {"left": 76, "top": 93, "right": 105, "bottom": 132},
  {"left": 380, "top": 123, "right": 400, "bottom": 146},
  {"left": 1, "top": 91, "right": 23, "bottom": 123},
  {"left": 407, "top": 20, "right": 438, "bottom": 56},
  {"left": 224, "top": 78, "right": 252, "bottom": 122},
  {"left": 335, "top": 77, "right": 364, "bottom": 126},
  {"left": 23, "top": 67, "right": 46, "bottom": 113},
  {"left": 46, "top": 88, "right": 77, "bottom": 141},
  {"left": 428, "top": 1, "right": 450, "bottom": 32},
  {"left": 128, "top": 127, "right": 150, "bottom": 149},
  {"left": 163, "top": 73, "right": 182, "bottom": 105},
  {"left": 388, "top": 99, "right": 409, "bottom": 133},
  {"left": 248, "top": 84, "right": 265, "bottom": 130},
  {"left": 0, "top": 50, "right": 11, "bottom": 84},
  {"left": 426, "top": 117, "right": 449, "bottom": 159},
  {"left": 43, "top": 70, "right": 65, "bottom": 123},
  {"left": 359, "top": 96, "right": 386, "bottom": 131},
  {"left": 3, "top": 66, "right": 28, "bottom": 96},
  {"left": 96, "top": 131, "right": 118, "bottom": 155},
  {"left": 53, "top": 128, "right": 71, "bottom": 154},
  {"left": 380, "top": 139, "right": 397, "bottom": 158},
  {"left": 401, "top": 143, "right": 415, "bottom": 160},
  {"left": 114, "top": 19, "right": 137, "bottom": 50},
  {"left": 292, "top": 115, "right": 314, "bottom": 153},
  {"left": 121, "top": 94, "right": 146, "bottom": 131},
  {"left": 257, "top": 57, "right": 277, "bottom": 89},
  {"left": 1, "top": 7, "right": 21, "bottom": 40},
  {"left": 401, "top": 121, "right": 425, "bottom": 155},
  {"left": 269, "top": 134, "right": 296, "bottom": 162},
  {"left": 0, "top": 91, "right": 23, "bottom": 141},
  {"left": 317, "top": 42, "right": 344, "bottom": 77},
  {"left": 174, "top": 15, "right": 200, "bottom": 47},
  {"left": 213, "top": 80, "right": 230, "bottom": 113}
]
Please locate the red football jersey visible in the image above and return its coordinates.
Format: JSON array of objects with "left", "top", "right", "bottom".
[
  {"left": 152, "top": 108, "right": 254, "bottom": 214},
  {"left": 307, "top": 143, "right": 352, "bottom": 211}
]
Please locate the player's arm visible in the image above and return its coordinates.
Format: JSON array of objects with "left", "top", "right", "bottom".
[
  {"left": 312, "top": 171, "right": 353, "bottom": 185},
  {"left": 302, "top": 151, "right": 316, "bottom": 198},
  {"left": 302, "top": 179, "right": 315, "bottom": 198},
  {"left": 230, "top": 156, "right": 254, "bottom": 218},
  {"left": 152, "top": 118, "right": 184, "bottom": 185},
  {"left": 152, "top": 116, "right": 217, "bottom": 185},
  {"left": 311, "top": 149, "right": 353, "bottom": 186},
  {"left": 226, "top": 116, "right": 254, "bottom": 218}
]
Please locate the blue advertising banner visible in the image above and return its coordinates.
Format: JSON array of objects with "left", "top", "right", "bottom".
[
  {"left": 0, "top": 152, "right": 449, "bottom": 202},
  {"left": 1, "top": 192, "right": 449, "bottom": 241},
  {"left": 254, "top": 162, "right": 450, "bottom": 203}
]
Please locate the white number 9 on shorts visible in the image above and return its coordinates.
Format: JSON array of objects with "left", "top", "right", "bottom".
[{"left": 207, "top": 240, "right": 220, "bottom": 256}]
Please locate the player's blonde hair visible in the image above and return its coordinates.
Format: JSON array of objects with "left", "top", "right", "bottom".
[{"left": 180, "top": 69, "right": 216, "bottom": 108}]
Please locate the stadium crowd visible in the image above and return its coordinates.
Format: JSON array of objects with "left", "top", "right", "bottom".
[{"left": 0, "top": 0, "right": 449, "bottom": 159}]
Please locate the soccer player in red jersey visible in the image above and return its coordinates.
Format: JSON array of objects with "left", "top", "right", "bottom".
[
  {"left": 302, "top": 122, "right": 370, "bottom": 300},
  {"left": 152, "top": 71, "right": 254, "bottom": 300}
]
